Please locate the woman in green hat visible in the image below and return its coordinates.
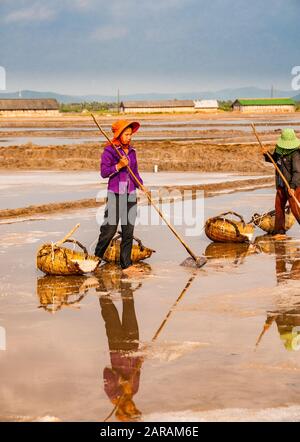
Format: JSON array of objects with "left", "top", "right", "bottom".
[{"left": 264, "top": 128, "right": 300, "bottom": 234}]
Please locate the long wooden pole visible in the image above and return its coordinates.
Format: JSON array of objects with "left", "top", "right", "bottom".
[
  {"left": 255, "top": 315, "right": 278, "bottom": 348},
  {"left": 55, "top": 223, "right": 80, "bottom": 247},
  {"left": 103, "top": 271, "right": 198, "bottom": 422},
  {"left": 152, "top": 272, "right": 197, "bottom": 341},
  {"left": 91, "top": 114, "right": 203, "bottom": 265},
  {"left": 251, "top": 123, "right": 300, "bottom": 211}
]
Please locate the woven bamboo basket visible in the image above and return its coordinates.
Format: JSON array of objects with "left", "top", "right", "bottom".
[
  {"left": 252, "top": 207, "right": 295, "bottom": 234},
  {"left": 205, "top": 211, "right": 255, "bottom": 243},
  {"left": 36, "top": 224, "right": 100, "bottom": 276},
  {"left": 103, "top": 232, "right": 155, "bottom": 263}
]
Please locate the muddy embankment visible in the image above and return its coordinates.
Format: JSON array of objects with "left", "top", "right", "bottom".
[
  {"left": 0, "top": 128, "right": 283, "bottom": 138},
  {"left": 0, "top": 139, "right": 274, "bottom": 173}
]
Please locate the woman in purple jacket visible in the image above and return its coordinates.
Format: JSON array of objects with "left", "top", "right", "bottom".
[{"left": 95, "top": 120, "right": 144, "bottom": 276}]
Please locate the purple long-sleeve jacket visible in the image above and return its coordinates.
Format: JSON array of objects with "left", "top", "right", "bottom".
[{"left": 101, "top": 144, "right": 143, "bottom": 194}]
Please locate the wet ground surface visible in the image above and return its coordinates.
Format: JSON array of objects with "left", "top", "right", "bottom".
[
  {"left": 1, "top": 114, "right": 300, "bottom": 128},
  {"left": 0, "top": 133, "right": 286, "bottom": 147},
  {"left": 1, "top": 187, "right": 300, "bottom": 421},
  {"left": 1, "top": 114, "right": 300, "bottom": 147},
  {"left": 0, "top": 171, "right": 270, "bottom": 210}
]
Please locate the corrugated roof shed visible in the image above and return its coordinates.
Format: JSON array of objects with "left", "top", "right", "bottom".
[
  {"left": 121, "top": 100, "right": 195, "bottom": 108},
  {"left": 233, "top": 98, "right": 295, "bottom": 106},
  {"left": 0, "top": 99, "right": 59, "bottom": 110}
]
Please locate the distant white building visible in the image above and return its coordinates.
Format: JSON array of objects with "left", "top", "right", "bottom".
[{"left": 194, "top": 99, "right": 219, "bottom": 112}]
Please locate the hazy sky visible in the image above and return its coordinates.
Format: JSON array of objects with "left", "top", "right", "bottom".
[{"left": 0, "top": 0, "right": 299, "bottom": 95}]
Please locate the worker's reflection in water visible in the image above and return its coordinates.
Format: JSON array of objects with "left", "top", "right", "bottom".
[
  {"left": 274, "top": 241, "right": 300, "bottom": 284},
  {"left": 263, "top": 308, "right": 300, "bottom": 352},
  {"left": 98, "top": 274, "right": 143, "bottom": 421},
  {"left": 257, "top": 240, "right": 300, "bottom": 351},
  {"left": 273, "top": 241, "right": 300, "bottom": 351}
]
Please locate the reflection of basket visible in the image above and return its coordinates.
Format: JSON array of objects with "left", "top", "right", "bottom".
[
  {"left": 205, "top": 212, "right": 254, "bottom": 243},
  {"left": 252, "top": 207, "right": 295, "bottom": 234},
  {"left": 37, "top": 275, "right": 99, "bottom": 313},
  {"left": 37, "top": 224, "right": 100, "bottom": 276},
  {"left": 205, "top": 242, "right": 255, "bottom": 261},
  {"left": 103, "top": 232, "right": 155, "bottom": 263},
  {"left": 254, "top": 235, "right": 300, "bottom": 257},
  {"left": 254, "top": 235, "right": 278, "bottom": 254},
  {"left": 95, "top": 262, "right": 152, "bottom": 294}
]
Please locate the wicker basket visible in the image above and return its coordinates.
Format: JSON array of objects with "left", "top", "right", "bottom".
[
  {"left": 37, "top": 224, "right": 100, "bottom": 277},
  {"left": 103, "top": 232, "right": 155, "bottom": 263},
  {"left": 37, "top": 240, "right": 99, "bottom": 276},
  {"left": 252, "top": 207, "right": 295, "bottom": 234},
  {"left": 205, "top": 211, "right": 255, "bottom": 243}
]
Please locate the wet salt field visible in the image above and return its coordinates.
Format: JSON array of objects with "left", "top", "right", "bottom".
[
  {"left": 1, "top": 187, "right": 300, "bottom": 421},
  {"left": 1, "top": 115, "right": 300, "bottom": 147},
  {"left": 0, "top": 171, "right": 270, "bottom": 210},
  {"left": 1, "top": 114, "right": 300, "bottom": 128},
  {"left": 2, "top": 123, "right": 300, "bottom": 132},
  {"left": 0, "top": 135, "right": 253, "bottom": 147}
]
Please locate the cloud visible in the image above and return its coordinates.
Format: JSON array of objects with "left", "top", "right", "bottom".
[
  {"left": 71, "top": 0, "right": 95, "bottom": 10},
  {"left": 108, "top": 0, "right": 191, "bottom": 20},
  {"left": 90, "top": 25, "right": 129, "bottom": 41},
  {"left": 4, "top": 3, "right": 56, "bottom": 23},
  {"left": 1, "top": 0, "right": 299, "bottom": 94},
  {"left": 145, "top": 0, "right": 192, "bottom": 11}
]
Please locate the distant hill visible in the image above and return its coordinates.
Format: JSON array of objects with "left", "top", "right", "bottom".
[
  {"left": 0, "top": 90, "right": 106, "bottom": 104},
  {"left": 0, "top": 87, "right": 296, "bottom": 103},
  {"left": 293, "top": 93, "right": 300, "bottom": 101}
]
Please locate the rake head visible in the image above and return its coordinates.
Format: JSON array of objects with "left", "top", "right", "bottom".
[{"left": 180, "top": 256, "right": 207, "bottom": 268}]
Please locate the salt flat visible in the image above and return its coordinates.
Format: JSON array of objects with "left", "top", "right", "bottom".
[{"left": 1, "top": 188, "right": 300, "bottom": 422}]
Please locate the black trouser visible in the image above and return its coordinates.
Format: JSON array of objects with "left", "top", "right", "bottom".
[
  {"left": 95, "top": 192, "right": 137, "bottom": 269},
  {"left": 99, "top": 283, "right": 139, "bottom": 352}
]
